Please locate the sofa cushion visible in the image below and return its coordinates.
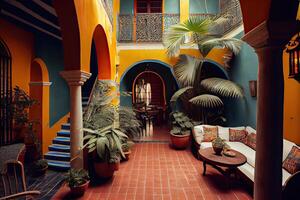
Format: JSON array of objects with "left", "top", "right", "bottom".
[
  {"left": 283, "top": 139, "right": 296, "bottom": 161},
  {"left": 227, "top": 142, "right": 256, "bottom": 168},
  {"left": 246, "top": 133, "right": 256, "bottom": 150},
  {"left": 200, "top": 142, "right": 212, "bottom": 149},
  {"left": 282, "top": 168, "right": 292, "bottom": 186},
  {"left": 229, "top": 128, "right": 248, "bottom": 143},
  {"left": 246, "top": 126, "right": 256, "bottom": 134},
  {"left": 202, "top": 126, "right": 218, "bottom": 142},
  {"left": 238, "top": 163, "right": 255, "bottom": 182},
  {"left": 283, "top": 146, "right": 300, "bottom": 174},
  {"left": 192, "top": 127, "right": 203, "bottom": 145}
]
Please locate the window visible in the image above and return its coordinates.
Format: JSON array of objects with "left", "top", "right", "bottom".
[{"left": 136, "top": 0, "right": 162, "bottom": 13}]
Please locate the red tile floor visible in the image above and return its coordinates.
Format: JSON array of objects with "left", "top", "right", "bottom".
[{"left": 52, "top": 143, "right": 253, "bottom": 200}]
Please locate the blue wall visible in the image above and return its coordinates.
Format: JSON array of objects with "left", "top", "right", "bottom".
[
  {"left": 165, "top": 0, "right": 180, "bottom": 14},
  {"left": 120, "top": 0, "right": 134, "bottom": 14},
  {"left": 34, "top": 34, "right": 70, "bottom": 126},
  {"left": 189, "top": 0, "right": 219, "bottom": 14},
  {"left": 225, "top": 32, "right": 258, "bottom": 128}
]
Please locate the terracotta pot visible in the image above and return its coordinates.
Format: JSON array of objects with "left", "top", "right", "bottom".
[
  {"left": 213, "top": 146, "right": 223, "bottom": 155},
  {"left": 69, "top": 180, "right": 89, "bottom": 197},
  {"left": 122, "top": 151, "right": 131, "bottom": 161},
  {"left": 170, "top": 131, "right": 191, "bottom": 149},
  {"left": 93, "top": 162, "right": 119, "bottom": 178},
  {"left": 32, "top": 166, "right": 48, "bottom": 177}
]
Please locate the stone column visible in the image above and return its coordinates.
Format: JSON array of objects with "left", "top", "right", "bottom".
[
  {"left": 60, "top": 70, "right": 91, "bottom": 169},
  {"left": 243, "top": 21, "right": 296, "bottom": 200}
]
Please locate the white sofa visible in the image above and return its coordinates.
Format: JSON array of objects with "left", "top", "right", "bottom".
[{"left": 192, "top": 125, "right": 298, "bottom": 186}]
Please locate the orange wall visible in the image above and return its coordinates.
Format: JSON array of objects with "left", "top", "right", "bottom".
[
  {"left": 283, "top": 50, "right": 300, "bottom": 145},
  {"left": 0, "top": 19, "right": 34, "bottom": 93}
]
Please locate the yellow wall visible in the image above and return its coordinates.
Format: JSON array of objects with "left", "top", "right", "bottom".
[
  {"left": 74, "top": 0, "right": 117, "bottom": 78},
  {"left": 283, "top": 50, "right": 300, "bottom": 145},
  {"left": 0, "top": 19, "right": 34, "bottom": 93}
]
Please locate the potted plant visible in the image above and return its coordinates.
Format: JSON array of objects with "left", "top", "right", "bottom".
[
  {"left": 11, "top": 86, "right": 37, "bottom": 142},
  {"left": 65, "top": 168, "right": 90, "bottom": 197},
  {"left": 83, "top": 125, "right": 128, "bottom": 178},
  {"left": 32, "top": 159, "right": 48, "bottom": 177},
  {"left": 169, "top": 112, "right": 195, "bottom": 149},
  {"left": 212, "top": 137, "right": 225, "bottom": 155}
]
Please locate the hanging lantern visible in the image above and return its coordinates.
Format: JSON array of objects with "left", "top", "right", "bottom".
[{"left": 286, "top": 35, "right": 300, "bottom": 79}]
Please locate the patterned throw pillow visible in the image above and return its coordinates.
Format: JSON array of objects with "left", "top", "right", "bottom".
[
  {"left": 202, "top": 126, "right": 218, "bottom": 142},
  {"left": 283, "top": 146, "right": 300, "bottom": 174},
  {"left": 245, "top": 133, "right": 256, "bottom": 150},
  {"left": 229, "top": 128, "right": 248, "bottom": 143}
]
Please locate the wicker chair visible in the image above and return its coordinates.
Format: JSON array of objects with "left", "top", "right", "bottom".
[{"left": 0, "top": 160, "right": 40, "bottom": 200}]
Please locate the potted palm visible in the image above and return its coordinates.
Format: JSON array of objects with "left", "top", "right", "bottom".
[
  {"left": 163, "top": 17, "right": 244, "bottom": 124},
  {"left": 83, "top": 125, "right": 128, "bottom": 178},
  {"left": 65, "top": 168, "right": 90, "bottom": 197},
  {"left": 121, "top": 140, "right": 134, "bottom": 161},
  {"left": 170, "top": 112, "right": 196, "bottom": 149}
]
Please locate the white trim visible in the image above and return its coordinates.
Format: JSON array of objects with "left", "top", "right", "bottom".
[
  {"left": 223, "top": 24, "right": 244, "bottom": 39},
  {"left": 32, "top": 0, "right": 57, "bottom": 16},
  {"left": 4, "top": 0, "right": 60, "bottom": 30},
  {"left": 1, "top": 10, "right": 62, "bottom": 40},
  {"left": 29, "top": 82, "right": 52, "bottom": 86}
]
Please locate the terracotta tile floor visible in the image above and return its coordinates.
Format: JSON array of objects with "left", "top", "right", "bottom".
[
  {"left": 52, "top": 143, "right": 253, "bottom": 200},
  {"left": 135, "top": 123, "right": 170, "bottom": 142}
]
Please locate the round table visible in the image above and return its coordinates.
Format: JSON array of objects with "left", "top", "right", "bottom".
[{"left": 198, "top": 147, "right": 247, "bottom": 177}]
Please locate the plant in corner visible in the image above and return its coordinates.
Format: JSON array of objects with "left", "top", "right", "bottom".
[
  {"left": 163, "top": 17, "right": 244, "bottom": 124},
  {"left": 169, "top": 111, "right": 196, "bottom": 149},
  {"left": 65, "top": 168, "right": 90, "bottom": 197}
]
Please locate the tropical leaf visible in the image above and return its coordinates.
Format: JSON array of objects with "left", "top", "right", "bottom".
[
  {"left": 96, "top": 137, "right": 109, "bottom": 160},
  {"left": 163, "top": 17, "right": 213, "bottom": 57},
  {"left": 173, "top": 55, "right": 202, "bottom": 87},
  {"left": 201, "top": 78, "right": 244, "bottom": 98},
  {"left": 198, "top": 38, "right": 242, "bottom": 57},
  {"left": 170, "top": 86, "right": 193, "bottom": 103},
  {"left": 189, "top": 94, "right": 224, "bottom": 108},
  {"left": 113, "top": 129, "right": 129, "bottom": 139}
]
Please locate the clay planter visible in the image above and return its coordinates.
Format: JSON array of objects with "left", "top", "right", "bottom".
[
  {"left": 94, "top": 162, "right": 120, "bottom": 178},
  {"left": 123, "top": 151, "right": 131, "bottom": 161},
  {"left": 69, "top": 180, "right": 90, "bottom": 197},
  {"left": 170, "top": 131, "right": 191, "bottom": 149},
  {"left": 32, "top": 166, "right": 48, "bottom": 177}
]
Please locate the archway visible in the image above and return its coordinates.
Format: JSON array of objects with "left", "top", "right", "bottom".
[
  {"left": 0, "top": 38, "right": 12, "bottom": 146},
  {"left": 29, "top": 58, "right": 50, "bottom": 154}
]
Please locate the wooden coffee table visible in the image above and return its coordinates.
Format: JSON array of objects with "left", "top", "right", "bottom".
[{"left": 198, "top": 147, "right": 247, "bottom": 177}]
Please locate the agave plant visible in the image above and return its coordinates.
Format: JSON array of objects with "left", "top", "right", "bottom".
[
  {"left": 163, "top": 16, "right": 244, "bottom": 124},
  {"left": 83, "top": 125, "right": 128, "bottom": 163}
]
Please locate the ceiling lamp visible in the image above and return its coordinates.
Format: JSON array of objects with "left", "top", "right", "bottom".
[{"left": 286, "top": 34, "right": 300, "bottom": 79}]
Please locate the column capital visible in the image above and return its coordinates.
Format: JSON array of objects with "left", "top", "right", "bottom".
[
  {"left": 60, "top": 70, "right": 91, "bottom": 86},
  {"left": 242, "top": 20, "right": 298, "bottom": 49}
]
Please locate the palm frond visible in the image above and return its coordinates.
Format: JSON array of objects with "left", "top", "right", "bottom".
[
  {"left": 189, "top": 94, "right": 224, "bottom": 108},
  {"left": 163, "top": 17, "right": 213, "bottom": 57},
  {"left": 173, "top": 54, "right": 202, "bottom": 87},
  {"left": 201, "top": 78, "right": 244, "bottom": 98},
  {"left": 170, "top": 86, "right": 193, "bottom": 103},
  {"left": 199, "top": 38, "right": 242, "bottom": 57}
]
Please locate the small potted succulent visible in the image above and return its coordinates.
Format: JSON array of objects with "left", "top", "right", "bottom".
[
  {"left": 32, "top": 159, "right": 48, "bottom": 177},
  {"left": 212, "top": 137, "right": 225, "bottom": 155},
  {"left": 169, "top": 112, "right": 195, "bottom": 149},
  {"left": 65, "top": 168, "right": 90, "bottom": 197}
]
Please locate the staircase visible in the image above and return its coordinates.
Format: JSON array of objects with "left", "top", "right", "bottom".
[{"left": 44, "top": 97, "right": 89, "bottom": 171}]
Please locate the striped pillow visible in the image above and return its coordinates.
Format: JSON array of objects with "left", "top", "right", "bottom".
[
  {"left": 283, "top": 146, "right": 300, "bottom": 174},
  {"left": 246, "top": 133, "right": 256, "bottom": 150}
]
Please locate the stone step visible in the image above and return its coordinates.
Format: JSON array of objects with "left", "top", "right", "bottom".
[
  {"left": 44, "top": 151, "right": 70, "bottom": 162},
  {"left": 48, "top": 144, "right": 70, "bottom": 153}
]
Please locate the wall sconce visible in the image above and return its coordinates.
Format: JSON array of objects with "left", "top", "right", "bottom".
[
  {"left": 286, "top": 34, "right": 300, "bottom": 79},
  {"left": 249, "top": 80, "right": 257, "bottom": 97}
]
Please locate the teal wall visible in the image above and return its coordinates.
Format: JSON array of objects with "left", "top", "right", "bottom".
[
  {"left": 120, "top": 0, "right": 134, "bottom": 14},
  {"left": 34, "top": 34, "right": 70, "bottom": 126},
  {"left": 225, "top": 32, "right": 258, "bottom": 128},
  {"left": 164, "top": 0, "right": 180, "bottom": 14},
  {"left": 189, "top": 0, "right": 219, "bottom": 14}
]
